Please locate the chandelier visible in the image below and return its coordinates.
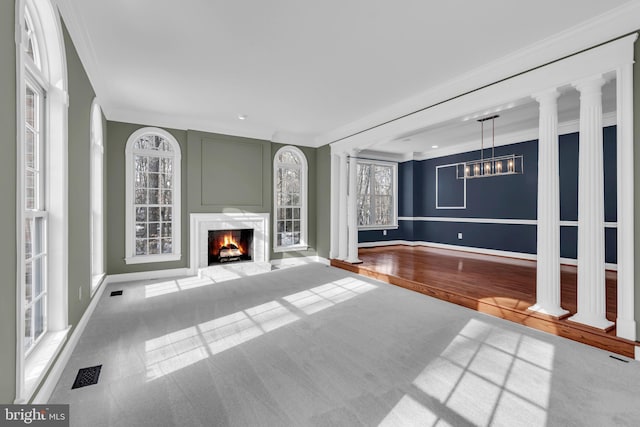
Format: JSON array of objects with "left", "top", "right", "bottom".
[{"left": 456, "top": 115, "right": 523, "bottom": 179}]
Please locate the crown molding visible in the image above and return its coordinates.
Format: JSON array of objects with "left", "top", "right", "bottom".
[{"left": 318, "top": 1, "right": 640, "bottom": 147}]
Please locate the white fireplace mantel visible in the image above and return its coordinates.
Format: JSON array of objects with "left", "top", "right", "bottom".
[{"left": 189, "top": 212, "right": 270, "bottom": 275}]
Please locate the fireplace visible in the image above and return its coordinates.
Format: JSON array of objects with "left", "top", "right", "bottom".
[
  {"left": 189, "top": 213, "right": 270, "bottom": 276},
  {"left": 208, "top": 229, "right": 253, "bottom": 264}
]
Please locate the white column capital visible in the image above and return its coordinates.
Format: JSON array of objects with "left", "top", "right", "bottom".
[
  {"left": 532, "top": 88, "right": 560, "bottom": 104},
  {"left": 572, "top": 74, "right": 606, "bottom": 94}
]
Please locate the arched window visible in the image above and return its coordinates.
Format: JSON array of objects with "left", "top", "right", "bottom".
[
  {"left": 273, "top": 146, "right": 308, "bottom": 252},
  {"left": 17, "top": 0, "right": 68, "bottom": 403},
  {"left": 125, "top": 128, "right": 182, "bottom": 264},
  {"left": 90, "top": 101, "right": 104, "bottom": 291}
]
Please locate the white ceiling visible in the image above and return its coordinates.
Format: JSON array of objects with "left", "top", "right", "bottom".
[{"left": 56, "top": 0, "right": 637, "bottom": 150}]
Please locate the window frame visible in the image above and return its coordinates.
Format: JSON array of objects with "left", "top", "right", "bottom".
[
  {"left": 16, "top": 0, "right": 70, "bottom": 404},
  {"left": 90, "top": 100, "right": 104, "bottom": 292},
  {"left": 273, "top": 146, "right": 308, "bottom": 253},
  {"left": 125, "top": 127, "right": 182, "bottom": 264},
  {"left": 356, "top": 159, "right": 399, "bottom": 230},
  {"left": 23, "top": 74, "right": 48, "bottom": 356}
]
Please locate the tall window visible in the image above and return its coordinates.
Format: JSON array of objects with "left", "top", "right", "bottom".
[
  {"left": 23, "top": 72, "right": 47, "bottom": 353},
  {"left": 356, "top": 160, "right": 398, "bottom": 228},
  {"left": 125, "top": 128, "right": 181, "bottom": 264},
  {"left": 90, "top": 101, "right": 104, "bottom": 291},
  {"left": 273, "top": 146, "right": 308, "bottom": 252},
  {"left": 17, "top": 0, "right": 68, "bottom": 403}
]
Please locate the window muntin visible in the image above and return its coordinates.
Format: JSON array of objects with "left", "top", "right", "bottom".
[
  {"left": 24, "top": 11, "right": 40, "bottom": 68},
  {"left": 23, "top": 76, "right": 47, "bottom": 354},
  {"left": 125, "top": 128, "right": 181, "bottom": 264},
  {"left": 357, "top": 160, "right": 398, "bottom": 229},
  {"left": 274, "top": 147, "right": 308, "bottom": 251}
]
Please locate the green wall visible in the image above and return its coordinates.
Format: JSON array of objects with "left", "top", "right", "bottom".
[
  {"left": 0, "top": 0, "right": 17, "bottom": 404},
  {"left": 105, "top": 126, "right": 331, "bottom": 273},
  {"left": 315, "top": 144, "right": 331, "bottom": 259},
  {"left": 187, "top": 131, "right": 271, "bottom": 214},
  {"left": 64, "top": 22, "right": 96, "bottom": 328},
  {"left": 106, "top": 122, "right": 188, "bottom": 274}
]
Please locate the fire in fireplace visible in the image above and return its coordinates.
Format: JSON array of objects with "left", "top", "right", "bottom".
[{"left": 208, "top": 229, "right": 253, "bottom": 265}]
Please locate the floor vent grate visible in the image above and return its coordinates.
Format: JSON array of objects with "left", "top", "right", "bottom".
[
  {"left": 110, "top": 290, "right": 123, "bottom": 296},
  {"left": 72, "top": 365, "right": 102, "bottom": 389}
]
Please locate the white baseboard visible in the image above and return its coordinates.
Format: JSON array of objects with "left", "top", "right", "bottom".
[
  {"left": 358, "top": 240, "right": 618, "bottom": 270},
  {"left": 33, "top": 276, "right": 109, "bottom": 403},
  {"left": 359, "top": 240, "right": 413, "bottom": 249},
  {"left": 105, "top": 267, "right": 190, "bottom": 284},
  {"left": 271, "top": 255, "right": 330, "bottom": 267},
  {"left": 636, "top": 346, "right": 640, "bottom": 362}
]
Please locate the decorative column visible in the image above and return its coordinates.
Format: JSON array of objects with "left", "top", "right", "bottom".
[
  {"left": 529, "top": 89, "right": 568, "bottom": 317},
  {"left": 338, "top": 152, "right": 349, "bottom": 260},
  {"left": 329, "top": 150, "right": 340, "bottom": 259},
  {"left": 616, "top": 63, "right": 636, "bottom": 340},
  {"left": 346, "top": 150, "right": 362, "bottom": 264},
  {"left": 568, "top": 75, "right": 613, "bottom": 330}
]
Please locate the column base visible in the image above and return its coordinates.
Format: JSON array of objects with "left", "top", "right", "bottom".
[
  {"left": 527, "top": 303, "right": 570, "bottom": 319},
  {"left": 615, "top": 318, "right": 637, "bottom": 341},
  {"left": 567, "top": 313, "right": 615, "bottom": 331},
  {"left": 346, "top": 258, "right": 363, "bottom": 264}
]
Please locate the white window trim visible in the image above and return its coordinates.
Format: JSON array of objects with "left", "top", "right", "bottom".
[
  {"left": 15, "top": 0, "right": 69, "bottom": 404},
  {"left": 90, "top": 100, "right": 104, "bottom": 293},
  {"left": 356, "top": 159, "right": 399, "bottom": 230},
  {"left": 124, "top": 127, "right": 182, "bottom": 264},
  {"left": 273, "top": 146, "right": 308, "bottom": 253}
]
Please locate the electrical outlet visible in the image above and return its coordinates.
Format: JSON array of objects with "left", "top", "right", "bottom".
[
  {"left": 383, "top": 230, "right": 387, "bottom": 236},
  {"left": 458, "top": 232, "right": 463, "bottom": 240}
]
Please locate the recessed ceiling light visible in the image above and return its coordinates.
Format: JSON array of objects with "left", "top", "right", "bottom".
[
  {"left": 237, "top": 114, "right": 247, "bottom": 120},
  {"left": 432, "top": 145, "right": 439, "bottom": 149}
]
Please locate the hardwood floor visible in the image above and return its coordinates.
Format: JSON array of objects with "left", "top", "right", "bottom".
[{"left": 331, "top": 245, "right": 638, "bottom": 358}]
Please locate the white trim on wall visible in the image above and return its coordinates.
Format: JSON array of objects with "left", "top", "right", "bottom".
[
  {"left": 435, "top": 163, "right": 466, "bottom": 209},
  {"left": 105, "top": 268, "right": 190, "bottom": 284},
  {"left": 398, "top": 217, "right": 618, "bottom": 228},
  {"left": 271, "top": 256, "right": 330, "bottom": 268},
  {"left": 32, "top": 276, "right": 108, "bottom": 403}
]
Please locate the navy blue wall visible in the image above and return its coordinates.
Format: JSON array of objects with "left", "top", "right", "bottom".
[
  {"left": 360, "top": 126, "right": 618, "bottom": 263},
  {"left": 416, "top": 140, "right": 539, "bottom": 219}
]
